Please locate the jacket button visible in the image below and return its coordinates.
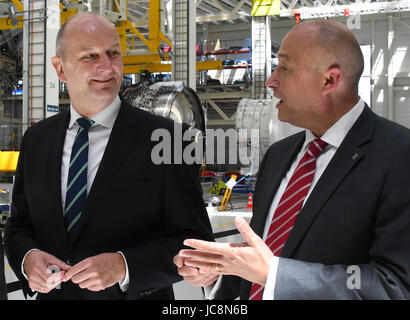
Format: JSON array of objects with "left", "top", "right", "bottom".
[{"left": 66, "top": 258, "right": 72, "bottom": 265}]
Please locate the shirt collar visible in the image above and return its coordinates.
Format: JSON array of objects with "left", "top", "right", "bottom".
[
  {"left": 68, "top": 95, "right": 122, "bottom": 130},
  {"left": 303, "top": 98, "right": 365, "bottom": 151}
]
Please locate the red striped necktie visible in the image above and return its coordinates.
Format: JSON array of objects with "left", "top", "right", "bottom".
[{"left": 249, "top": 138, "right": 327, "bottom": 300}]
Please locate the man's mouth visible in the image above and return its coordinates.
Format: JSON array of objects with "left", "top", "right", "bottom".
[
  {"left": 275, "top": 97, "right": 283, "bottom": 109},
  {"left": 92, "top": 78, "right": 112, "bottom": 83},
  {"left": 275, "top": 96, "right": 283, "bottom": 104},
  {"left": 273, "top": 92, "right": 283, "bottom": 103}
]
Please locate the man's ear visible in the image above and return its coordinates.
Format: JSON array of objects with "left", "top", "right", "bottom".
[
  {"left": 51, "top": 56, "right": 67, "bottom": 83},
  {"left": 322, "top": 66, "right": 342, "bottom": 95}
]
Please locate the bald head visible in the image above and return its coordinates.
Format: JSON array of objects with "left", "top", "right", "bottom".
[
  {"left": 56, "top": 12, "right": 118, "bottom": 58},
  {"left": 286, "top": 20, "right": 364, "bottom": 93}
]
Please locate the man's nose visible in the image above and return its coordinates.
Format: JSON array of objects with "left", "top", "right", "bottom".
[
  {"left": 265, "top": 69, "right": 279, "bottom": 88},
  {"left": 96, "top": 54, "right": 113, "bottom": 72}
]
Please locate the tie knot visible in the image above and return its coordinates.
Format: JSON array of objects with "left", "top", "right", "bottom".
[
  {"left": 307, "top": 139, "right": 327, "bottom": 158},
  {"left": 76, "top": 117, "right": 94, "bottom": 130}
]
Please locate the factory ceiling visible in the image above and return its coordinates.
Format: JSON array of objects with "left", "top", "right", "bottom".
[
  {"left": 127, "top": 0, "right": 410, "bottom": 28},
  {"left": 0, "top": 0, "right": 408, "bottom": 53}
]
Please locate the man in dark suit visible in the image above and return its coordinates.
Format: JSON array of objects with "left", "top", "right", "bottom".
[
  {"left": 173, "top": 20, "right": 410, "bottom": 299},
  {"left": 4, "top": 12, "right": 213, "bottom": 300}
]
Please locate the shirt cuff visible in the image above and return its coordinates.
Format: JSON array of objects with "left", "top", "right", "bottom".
[
  {"left": 117, "top": 251, "right": 129, "bottom": 292},
  {"left": 21, "top": 248, "right": 39, "bottom": 280},
  {"left": 203, "top": 275, "right": 223, "bottom": 299},
  {"left": 262, "top": 256, "right": 279, "bottom": 300}
]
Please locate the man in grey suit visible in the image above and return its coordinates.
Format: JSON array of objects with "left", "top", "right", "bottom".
[{"left": 173, "top": 19, "right": 410, "bottom": 299}]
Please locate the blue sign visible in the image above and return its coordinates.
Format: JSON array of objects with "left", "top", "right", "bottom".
[
  {"left": 47, "top": 105, "right": 59, "bottom": 113},
  {"left": 0, "top": 204, "right": 9, "bottom": 213}
]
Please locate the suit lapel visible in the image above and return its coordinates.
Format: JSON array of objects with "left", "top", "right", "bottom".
[
  {"left": 280, "top": 106, "right": 377, "bottom": 258},
  {"left": 49, "top": 109, "right": 71, "bottom": 248},
  {"left": 251, "top": 133, "right": 305, "bottom": 237},
  {"left": 69, "top": 103, "right": 141, "bottom": 244},
  {"left": 242, "top": 133, "right": 304, "bottom": 300}
]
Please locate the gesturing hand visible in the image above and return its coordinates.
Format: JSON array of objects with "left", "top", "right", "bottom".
[
  {"left": 179, "top": 217, "right": 274, "bottom": 286},
  {"left": 173, "top": 253, "right": 219, "bottom": 287}
]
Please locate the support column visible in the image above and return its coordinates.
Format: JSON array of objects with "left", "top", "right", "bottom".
[
  {"left": 387, "top": 14, "right": 395, "bottom": 121},
  {"left": 171, "top": 0, "right": 196, "bottom": 90},
  {"left": 45, "top": 0, "right": 60, "bottom": 119},
  {"left": 22, "top": 0, "right": 60, "bottom": 133},
  {"left": 251, "top": 15, "right": 271, "bottom": 100}
]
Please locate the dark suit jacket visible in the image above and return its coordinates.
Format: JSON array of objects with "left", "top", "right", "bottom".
[
  {"left": 0, "top": 231, "right": 7, "bottom": 300},
  {"left": 4, "top": 100, "right": 213, "bottom": 300},
  {"left": 216, "top": 106, "right": 410, "bottom": 300}
]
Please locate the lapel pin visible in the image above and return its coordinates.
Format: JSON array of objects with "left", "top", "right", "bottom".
[{"left": 352, "top": 153, "right": 359, "bottom": 160}]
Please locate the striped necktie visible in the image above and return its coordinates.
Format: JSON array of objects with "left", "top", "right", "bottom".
[
  {"left": 64, "top": 117, "right": 94, "bottom": 237},
  {"left": 249, "top": 139, "right": 327, "bottom": 300}
]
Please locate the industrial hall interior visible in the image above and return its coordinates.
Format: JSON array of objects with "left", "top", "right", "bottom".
[{"left": 0, "top": 0, "right": 410, "bottom": 301}]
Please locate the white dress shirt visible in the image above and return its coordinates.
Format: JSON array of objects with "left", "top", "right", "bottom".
[
  {"left": 61, "top": 96, "right": 121, "bottom": 209},
  {"left": 22, "top": 95, "right": 130, "bottom": 292},
  {"left": 206, "top": 98, "right": 365, "bottom": 300}
]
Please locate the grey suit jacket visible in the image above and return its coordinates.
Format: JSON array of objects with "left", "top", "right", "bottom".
[{"left": 216, "top": 106, "right": 410, "bottom": 300}]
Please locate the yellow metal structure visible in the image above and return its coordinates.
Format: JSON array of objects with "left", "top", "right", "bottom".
[
  {"left": 60, "top": 9, "right": 80, "bottom": 24},
  {"left": 219, "top": 174, "right": 237, "bottom": 212},
  {"left": 0, "top": 151, "right": 20, "bottom": 172},
  {"left": 11, "top": 0, "right": 24, "bottom": 12},
  {"left": 251, "top": 0, "right": 281, "bottom": 16},
  {"left": 0, "top": 15, "right": 23, "bottom": 30},
  {"left": 123, "top": 53, "right": 171, "bottom": 65},
  {"left": 209, "top": 180, "right": 226, "bottom": 196},
  {"left": 148, "top": 0, "right": 161, "bottom": 52},
  {"left": 124, "top": 60, "right": 222, "bottom": 74}
]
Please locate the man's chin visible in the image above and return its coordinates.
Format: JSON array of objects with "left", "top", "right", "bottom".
[
  {"left": 277, "top": 109, "right": 287, "bottom": 123},
  {"left": 277, "top": 110, "right": 296, "bottom": 126},
  {"left": 89, "top": 87, "right": 119, "bottom": 99},
  {"left": 87, "top": 91, "right": 118, "bottom": 107}
]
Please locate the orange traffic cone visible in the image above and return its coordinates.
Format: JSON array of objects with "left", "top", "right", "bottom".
[{"left": 247, "top": 192, "right": 253, "bottom": 210}]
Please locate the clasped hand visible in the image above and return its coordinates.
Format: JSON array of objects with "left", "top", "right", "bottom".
[
  {"left": 23, "top": 251, "right": 126, "bottom": 294},
  {"left": 173, "top": 217, "right": 274, "bottom": 287}
]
